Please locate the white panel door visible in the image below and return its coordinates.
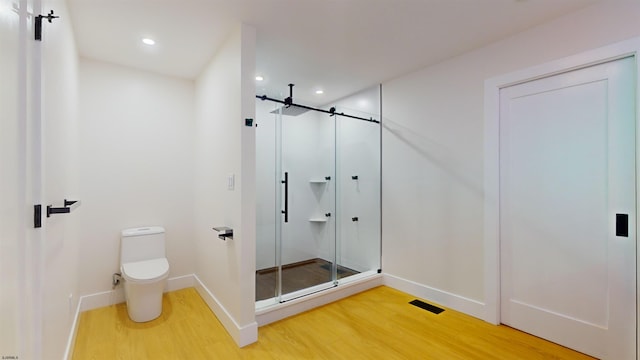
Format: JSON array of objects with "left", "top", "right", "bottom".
[
  {"left": 0, "top": 2, "right": 24, "bottom": 358},
  {"left": 499, "top": 57, "right": 636, "bottom": 359}
]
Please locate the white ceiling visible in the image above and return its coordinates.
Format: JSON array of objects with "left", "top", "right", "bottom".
[{"left": 66, "top": 0, "right": 599, "bottom": 105}]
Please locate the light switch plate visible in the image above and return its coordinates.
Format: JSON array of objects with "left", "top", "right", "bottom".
[{"left": 227, "top": 173, "right": 235, "bottom": 190}]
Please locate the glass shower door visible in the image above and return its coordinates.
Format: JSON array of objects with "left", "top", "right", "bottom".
[
  {"left": 277, "top": 108, "right": 337, "bottom": 301},
  {"left": 255, "top": 85, "right": 382, "bottom": 307},
  {"left": 334, "top": 105, "right": 381, "bottom": 284}
]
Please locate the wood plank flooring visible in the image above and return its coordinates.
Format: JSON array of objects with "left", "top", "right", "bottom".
[{"left": 72, "top": 286, "right": 595, "bottom": 359}]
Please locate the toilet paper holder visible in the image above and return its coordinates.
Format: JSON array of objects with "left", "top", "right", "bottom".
[
  {"left": 212, "top": 226, "right": 233, "bottom": 240},
  {"left": 34, "top": 199, "right": 81, "bottom": 228},
  {"left": 47, "top": 199, "right": 81, "bottom": 217}
]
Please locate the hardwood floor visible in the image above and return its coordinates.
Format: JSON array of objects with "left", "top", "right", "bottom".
[
  {"left": 256, "top": 258, "right": 359, "bottom": 301},
  {"left": 72, "top": 286, "right": 595, "bottom": 359}
]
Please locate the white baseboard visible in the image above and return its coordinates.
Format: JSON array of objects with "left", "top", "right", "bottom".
[
  {"left": 63, "top": 299, "right": 82, "bottom": 360},
  {"left": 383, "top": 273, "right": 485, "bottom": 320},
  {"left": 165, "top": 274, "right": 196, "bottom": 292},
  {"left": 193, "top": 274, "right": 258, "bottom": 347},
  {"left": 78, "top": 274, "right": 195, "bottom": 312},
  {"left": 79, "top": 288, "right": 125, "bottom": 312},
  {"left": 65, "top": 274, "right": 197, "bottom": 358},
  {"left": 255, "top": 273, "right": 384, "bottom": 327}
]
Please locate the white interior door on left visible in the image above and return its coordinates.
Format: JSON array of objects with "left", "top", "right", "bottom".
[{"left": 0, "top": 3, "right": 23, "bottom": 357}]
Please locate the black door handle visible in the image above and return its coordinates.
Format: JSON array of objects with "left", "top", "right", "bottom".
[{"left": 616, "top": 214, "right": 629, "bottom": 237}]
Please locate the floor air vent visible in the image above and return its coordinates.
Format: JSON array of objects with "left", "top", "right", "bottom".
[{"left": 409, "top": 299, "right": 445, "bottom": 314}]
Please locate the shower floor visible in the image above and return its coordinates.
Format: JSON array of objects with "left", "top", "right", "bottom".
[{"left": 256, "top": 258, "right": 359, "bottom": 301}]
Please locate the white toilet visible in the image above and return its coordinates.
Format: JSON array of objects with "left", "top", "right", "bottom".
[{"left": 120, "top": 226, "right": 170, "bottom": 322}]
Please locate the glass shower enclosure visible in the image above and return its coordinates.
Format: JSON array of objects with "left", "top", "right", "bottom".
[{"left": 255, "top": 86, "right": 381, "bottom": 307}]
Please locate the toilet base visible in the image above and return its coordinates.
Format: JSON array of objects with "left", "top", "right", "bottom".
[{"left": 124, "top": 278, "right": 167, "bottom": 322}]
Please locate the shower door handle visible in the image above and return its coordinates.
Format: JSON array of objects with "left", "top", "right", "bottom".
[{"left": 282, "top": 172, "right": 289, "bottom": 223}]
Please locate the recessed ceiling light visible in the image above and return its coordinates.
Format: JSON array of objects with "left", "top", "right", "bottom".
[
  {"left": 142, "top": 38, "right": 155, "bottom": 46},
  {"left": 255, "top": 76, "right": 264, "bottom": 81},
  {"left": 315, "top": 90, "right": 324, "bottom": 95}
]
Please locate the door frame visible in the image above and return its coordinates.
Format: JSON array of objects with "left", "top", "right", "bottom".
[{"left": 484, "top": 37, "right": 640, "bottom": 355}]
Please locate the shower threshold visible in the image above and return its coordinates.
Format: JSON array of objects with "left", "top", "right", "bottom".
[
  {"left": 255, "top": 269, "right": 384, "bottom": 325},
  {"left": 255, "top": 258, "right": 359, "bottom": 302}
]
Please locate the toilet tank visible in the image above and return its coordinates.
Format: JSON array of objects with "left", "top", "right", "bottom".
[{"left": 120, "top": 226, "right": 166, "bottom": 264}]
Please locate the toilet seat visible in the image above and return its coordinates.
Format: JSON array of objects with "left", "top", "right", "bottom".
[{"left": 121, "top": 258, "right": 169, "bottom": 284}]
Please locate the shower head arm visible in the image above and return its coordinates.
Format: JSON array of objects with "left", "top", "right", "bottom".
[{"left": 284, "top": 83, "right": 295, "bottom": 107}]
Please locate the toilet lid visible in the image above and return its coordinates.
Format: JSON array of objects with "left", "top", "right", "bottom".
[{"left": 121, "top": 258, "right": 169, "bottom": 282}]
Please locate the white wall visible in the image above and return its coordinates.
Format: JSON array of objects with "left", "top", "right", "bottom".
[
  {"left": 41, "top": 0, "right": 81, "bottom": 357},
  {"left": 382, "top": 1, "right": 640, "bottom": 309},
  {"left": 77, "top": 59, "right": 195, "bottom": 296},
  {"left": 194, "top": 23, "right": 257, "bottom": 346}
]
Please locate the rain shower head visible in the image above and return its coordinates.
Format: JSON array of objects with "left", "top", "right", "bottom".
[
  {"left": 268, "top": 83, "right": 311, "bottom": 116},
  {"left": 270, "top": 105, "right": 311, "bottom": 117}
]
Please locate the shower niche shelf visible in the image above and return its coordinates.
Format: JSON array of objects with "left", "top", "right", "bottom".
[
  {"left": 309, "top": 212, "right": 330, "bottom": 223},
  {"left": 308, "top": 218, "right": 328, "bottom": 223},
  {"left": 309, "top": 176, "right": 331, "bottom": 184}
]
